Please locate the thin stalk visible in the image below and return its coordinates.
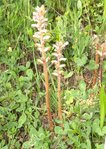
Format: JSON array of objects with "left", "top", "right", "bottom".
[
  {"left": 92, "top": 52, "right": 99, "bottom": 86},
  {"left": 57, "top": 49, "right": 63, "bottom": 126},
  {"left": 43, "top": 61, "right": 53, "bottom": 130},
  {"left": 41, "top": 36, "right": 53, "bottom": 130},
  {"left": 99, "top": 56, "right": 103, "bottom": 86},
  {"left": 57, "top": 73, "right": 62, "bottom": 121}
]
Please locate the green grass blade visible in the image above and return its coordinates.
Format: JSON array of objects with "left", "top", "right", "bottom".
[
  {"left": 100, "top": 85, "right": 106, "bottom": 128},
  {"left": 104, "top": 0, "right": 106, "bottom": 19}
]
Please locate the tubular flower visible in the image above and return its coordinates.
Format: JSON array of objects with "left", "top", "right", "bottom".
[
  {"left": 52, "top": 41, "right": 68, "bottom": 76},
  {"left": 32, "top": 5, "right": 50, "bottom": 60}
]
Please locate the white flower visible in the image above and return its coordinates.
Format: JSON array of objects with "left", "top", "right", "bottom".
[
  {"left": 37, "top": 48, "right": 42, "bottom": 52},
  {"left": 53, "top": 44, "right": 58, "bottom": 49},
  {"left": 37, "top": 59, "right": 43, "bottom": 64},
  {"left": 36, "top": 43, "right": 41, "bottom": 48},
  {"left": 44, "top": 47, "right": 50, "bottom": 52},
  {"left": 52, "top": 72, "right": 58, "bottom": 76},
  {"left": 43, "top": 35, "right": 50, "bottom": 40},
  {"left": 33, "top": 32, "right": 41, "bottom": 39},
  {"left": 41, "top": 29, "right": 47, "bottom": 33},
  {"left": 60, "top": 64, "right": 65, "bottom": 68},
  {"left": 52, "top": 60, "right": 57, "bottom": 64},
  {"left": 59, "top": 70, "right": 64, "bottom": 74},
  {"left": 59, "top": 58, "right": 66, "bottom": 61},
  {"left": 31, "top": 24, "right": 38, "bottom": 28},
  {"left": 63, "top": 41, "right": 69, "bottom": 47},
  {"left": 52, "top": 53, "right": 58, "bottom": 57},
  {"left": 46, "top": 57, "right": 50, "bottom": 62},
  {"left": 96, "top": 50, "right": 102, "bottom": 56},
  {"left": 35, "top": 6, "right": 40, "bottom": 12}
]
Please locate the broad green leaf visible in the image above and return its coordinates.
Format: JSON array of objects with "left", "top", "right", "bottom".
[{"left": 18, "top": 112, "right": 26, "bottom": 128}]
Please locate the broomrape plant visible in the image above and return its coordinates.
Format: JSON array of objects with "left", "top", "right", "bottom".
[
  {"left": 32, "top": 5, "right": 68, "bottom": 129},
  {"left": 52, "top": 41, "right": 68, "bottom": 125},
  {"left": 32, "top": 5, "right": 53, "bottom": 130}
]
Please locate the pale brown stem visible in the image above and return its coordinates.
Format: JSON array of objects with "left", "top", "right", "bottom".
[
  {"left": 57, "top": 73, "right": 62, "bottom": 121},
  {"left": 43, "top": 60, "right": 53, "bottom": 130},
  {"left": 92, "top": 43, "right": 101, "bottom": 87},
  {"left": 99, "top": 56, "right": 103, "bottom": 86},
  {"left": 41, "top": 38, "right": 53, "bottom": 130},
  {"left": 92, "top": 52, "right": 99, "bottom": 86},
  {"left": 57, "top": 50, "right": 63, "bottom": 127}
]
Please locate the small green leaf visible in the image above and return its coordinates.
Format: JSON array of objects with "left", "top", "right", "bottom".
[
  {"left": 18, "top": 112, "right": 26, "bottom": 128},
  {"left": 64, "top": 90, "right": 74, "bottom": 105},
  {"left": 26, "top": 69, "right": 33, "bottom": 80},
  {"left": 23, "top": 141, "right": 32, "bottom": 149},
  {"left": 87, "top": 60, "right": 99, "bottom": 70},
  {"left": 26, "top": 61, "right": 30, "bottom": 68},
  {"left": 75, "top": 55, "right": 87, "bottom": 67},
  {"left": 64, "top": 71, "right": 73, "bottom": 79},
  {"left": 54, "top": 126, "right": 63, "bottom": 135},
  {"left": 103, "top": 61, "right": 106, "bottom": 71},
  {"left": 79, "top": 80, "right": 86, "bottom": 91}
]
